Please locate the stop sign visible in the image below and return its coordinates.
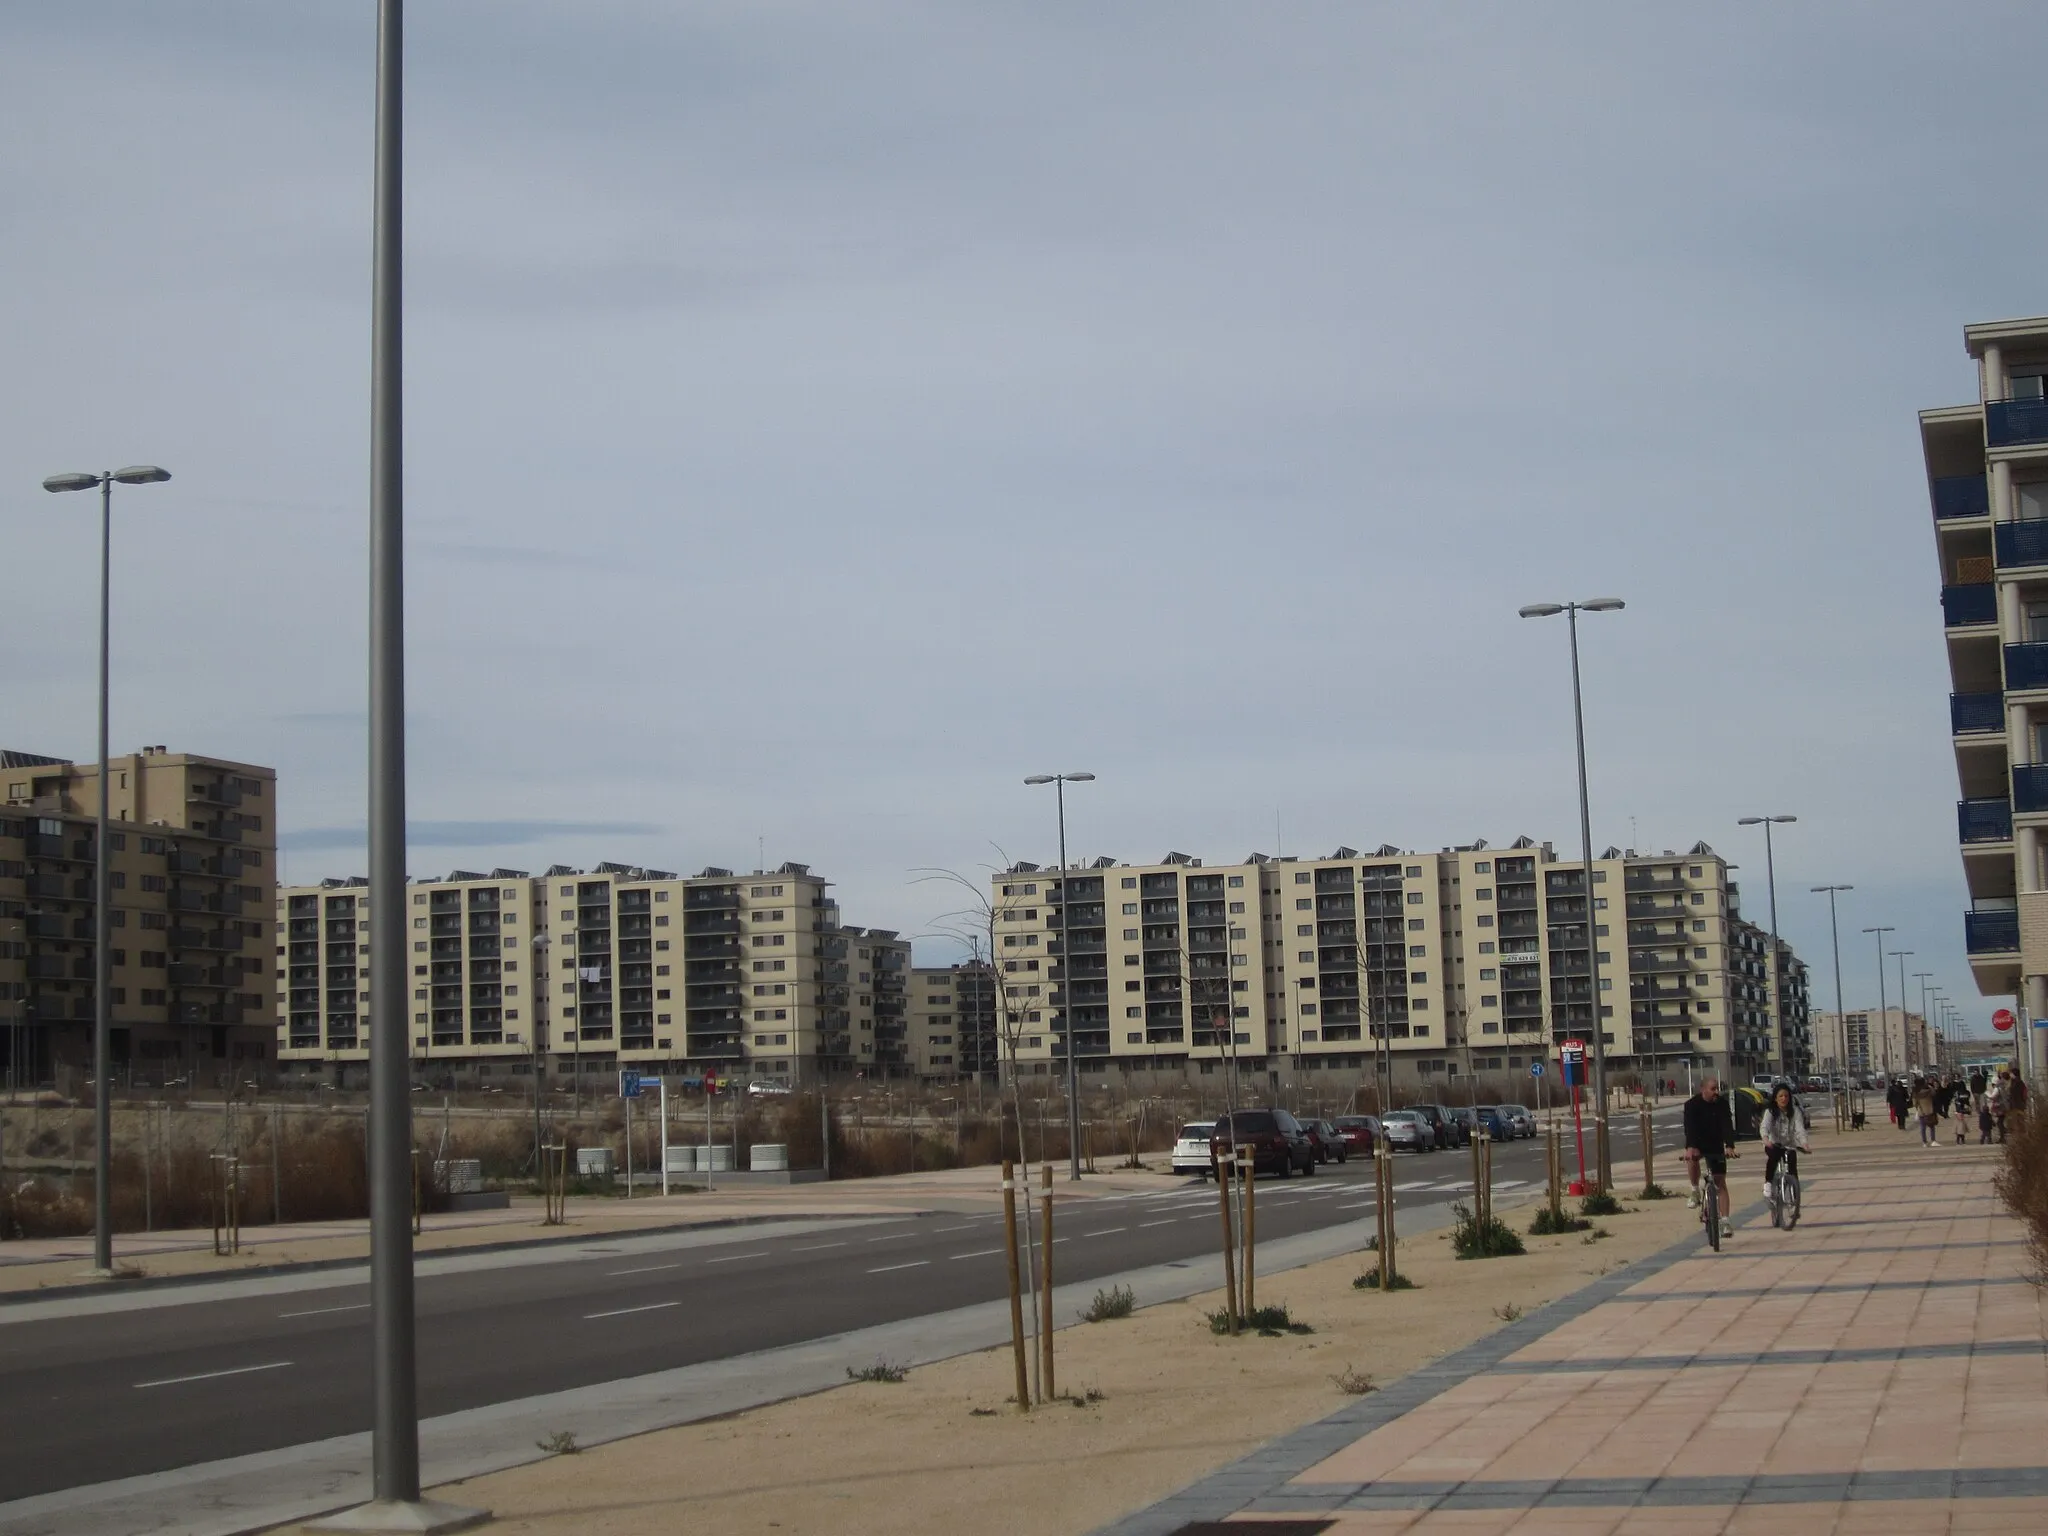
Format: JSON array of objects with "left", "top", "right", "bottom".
[{"left": 1993, "top": 1008, "right": 2016, "bottom": 1033}]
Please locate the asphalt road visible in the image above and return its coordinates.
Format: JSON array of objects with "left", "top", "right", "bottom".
[{"left": 0, "top": 1112, "right": 1680, "bottom": 1501}]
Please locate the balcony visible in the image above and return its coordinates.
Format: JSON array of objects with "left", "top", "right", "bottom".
[
  {"left": 1933, "top": 474, "right": 1991, "bottom": 520},
  {"left": 1944, "top": 583, "right": 1997, "bottom": 628},
  {"left": 1965, "top": 908, "right": 2020, "bottom": 954},
  {"left": 2008, "top": 641, "right": 2048, "bottom": 692},
  {"left": 1987, "top": 397, "right": 2048, "bottom": 448},
  {"left": 1958, "top": 797, "right": 2013, "bottom": 844},
  {"left": 1952, "top": 691, "right": 2005, "bottom": 734},
  {"left": 1997, "top": 520, "right": 2048, "bottom": 570},
  {"left": 2016, "top": 765, "right": 2048, "bottom": 814}
]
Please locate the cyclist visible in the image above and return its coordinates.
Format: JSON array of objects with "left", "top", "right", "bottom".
[
  {"left": 1682, "top": 1075, "right": 1737, "bottom": 1237},
  {"left": 1757, "top": 1083, "right": 1810, "bottom": 1201}
]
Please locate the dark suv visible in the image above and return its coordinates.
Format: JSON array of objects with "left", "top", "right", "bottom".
[
  {"left": 1410, "top": 1103, "right": 1462, "bottom": 1149},
  {"left": 1209, "top": 1108, "right": 1317, "bottom": 1178}
]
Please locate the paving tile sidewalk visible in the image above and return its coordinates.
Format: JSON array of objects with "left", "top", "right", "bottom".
[{"left": 1101, "top": 1136, "right": 2047, "bottom": 1535}]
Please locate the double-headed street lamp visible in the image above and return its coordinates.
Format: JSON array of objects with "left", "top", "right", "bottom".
[
  {"left": 1862, "top": 926, "right": 1895, "bottom": 1077},
  {"left": 1518, "top": 597, "right": 1623, "bottom": 1191},
  {"left": 42, "top": 464, "right": 172, "bottom": 1276},
  {"left": 1736, "top": 816, "right": 1795, "bottom": 1080},
  {"left": 1889, "top": 950, "right": 1915, "bottom": 1070},
  {"left": 1810, "top": 885, "right": 1852, "bottom": 1072},
  {"left": 1025, "top": 772, "right": 1094, "bottom": 1181}
]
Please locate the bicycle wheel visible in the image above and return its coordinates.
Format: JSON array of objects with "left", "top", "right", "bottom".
[
  {"left": 1703, "top": 1178, "right": 1721, "bottom": 1250},
  {"left": 1784, "top": 1172, "right": 1800, "bottom": 1231}
]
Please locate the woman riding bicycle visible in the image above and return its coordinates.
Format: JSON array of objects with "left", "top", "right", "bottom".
[{"left": 1757, "top": 1084, "right": 1810, "bottom": 1199}]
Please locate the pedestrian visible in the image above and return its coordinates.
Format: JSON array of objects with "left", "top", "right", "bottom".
[
  {"left": 1986, "top": 1073, "right": 2007, "bottom": 1144},
  {"left": 1952, "top": 1083, "right": 1971, "bottom": 1145},
  {"left": 1886, "top": 1078, "right": 1910, "bottom": 1130},
  {"left": 1913, "top": 1077, "right": 1939, "bottom": 1146}
]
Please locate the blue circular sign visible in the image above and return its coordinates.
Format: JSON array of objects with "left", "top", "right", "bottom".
[{"left": 1529, "top": 1061, "right": 1544, "bottom": 1077}]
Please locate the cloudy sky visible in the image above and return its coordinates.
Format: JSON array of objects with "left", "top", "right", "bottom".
[{"left": 5, "top": 2, "right": 2044, "bottom": 1033}]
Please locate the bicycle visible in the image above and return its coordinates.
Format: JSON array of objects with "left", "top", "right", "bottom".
[
  {"left": 1768, "top": 1151, "right": 1801, "bottom": 1231},
  {"left": 1697, "top": 1150, "right": 1737, "bottom": 1250}
]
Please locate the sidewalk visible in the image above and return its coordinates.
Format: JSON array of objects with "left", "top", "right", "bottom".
[
  {"left": 0, "top": 1162, "right": 1175, "bottom": 1294},
  {"left": 1105, "top": 1134, "right": 2047, "bottom": 1533}
]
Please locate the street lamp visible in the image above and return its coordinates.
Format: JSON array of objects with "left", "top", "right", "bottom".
[
  {"left": 1025, "top": 772, "right": 1094, "bottom": 1181},
  {"left": 1810, "top": 885, "right": 1852, "bottom": 1074},
  {"left": 1862, "top": 926, "right": 1895, "bottom": 1077},
  {"left": 1888, "top": 950, "right": 1914, "bottom": 1071},
  {"left": 1519, "top": 597, "right": 1623, "bottom": 1190},
  {"left": 42, "top": 463, "right": 172, "bottom": 1275},
  {"left": 1912, "top": 971, "right": 1934, "bottom": 1071},
  {"left": 1736, "top": 817, "right": 1796, "bottom": 1080}
]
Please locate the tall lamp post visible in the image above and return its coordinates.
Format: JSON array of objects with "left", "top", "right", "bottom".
[
  {"left": 1736, "top": 817, "right": 1795, "bottom": 1080},
  {"left": 1810, "top": 885, "right": 1852, "bottom": 1074},
  {"left": 1889, "top": 950, "right": 1914, "bottom": 1072},
  {"left": 1025, "top": 772, "right": 1094, "bottom": 1181},
  {"left": 1913, "top": 971, "right": 1934, "bottom": 1071},
  {"left": 1862, "top": 926, "right": 1894, "bottom": 1078},
  {"left": 1519, "top": 598, "right": 1623, "bottom": 1191},
  {"left": 41, "top": 463, "right": 172, "bottom": 1275}
]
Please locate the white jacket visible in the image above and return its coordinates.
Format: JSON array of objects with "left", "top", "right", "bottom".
[{"left": 1757, "top": 1104, "right": 1810, "bottom": 1151}]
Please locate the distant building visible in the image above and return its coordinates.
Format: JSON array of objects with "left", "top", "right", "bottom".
[
  {"left": 1811, "top": 1008, "right": 1933, "bottom": 1077},
  {"left": 910, "top": 959, "right": 998, "bottom": 1081},
  {"left": 1, "top": 746, "right": 278, "bottom": 1087}
]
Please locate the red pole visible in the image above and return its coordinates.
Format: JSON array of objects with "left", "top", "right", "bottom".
[{"left": 1568, "top": 1079, "right": 1588, "bottom": 1195}]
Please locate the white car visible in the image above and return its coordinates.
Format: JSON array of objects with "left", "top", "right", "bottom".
[
  {"left": 747, "top": 1079, "right": 792, "bottom": 1097},
  {"left": 1170, "top": 1121, "right": 1218, "bottom": 1177}
]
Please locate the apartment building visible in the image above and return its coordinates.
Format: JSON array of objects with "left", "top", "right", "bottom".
[
  {"left": 1, "top": 746, "right": 277, "bottom": 1087},
  {"left": 275, "top": 861, "right": 880, "bottom": 1084},
  {"left": 909, "top": 960, "right": 998, "bottom": 1080},
  {"left": 1925, "top": 317, "right": 2048, "bottom": 1043},
  {"left": 991, "top": 838, "right": 1809, "bottom": 1096},
  {"left": 1812, "top": 1009, "right": 1932, "bottom": 1078}
]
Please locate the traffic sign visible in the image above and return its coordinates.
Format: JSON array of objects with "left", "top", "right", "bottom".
[
  {"left": 1528, "top": 1061, "right": 1545, "bottom": 1078},
  {"left": 1992, "top": 1008, "right": 2016, "bottom": 1033},
  {"left": 620, "top": 1070, "right": 643, "bottom": 1098},
  {"left": 1559, "top": 1038, "right": 1586, "bottom": 1062}
]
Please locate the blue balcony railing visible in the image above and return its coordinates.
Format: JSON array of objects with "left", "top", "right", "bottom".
[
  {"left": 1965, "top": 909, "right": 2020, "bottom": 955},
  {"left": 2007, "top": 642, "right": 2048, "bottom": 691},
  {"left": 2017, "top": 764, "right": 2048, "bottom": 813},
  {"left": 1951, "top": 691, "right": 2005, "bottom": 733},
  {"left": 1959, "top": 797, "right": 2013, "bottom": 843},
  {"left": 1987, "top": 397, "right": 2048, "bottom": 448},
  {"left": 1943, "top": 583, "right": 1997, "bottom": 627},
  {"left": 1996, "top": 519, "right": 2048, "bottom": 569},
  {"left": 1932, "top": 474, "right": 1991, "bottom": 519}
]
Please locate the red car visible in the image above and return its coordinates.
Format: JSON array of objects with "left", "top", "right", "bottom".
[{"left": 1332, "top": 1115, "right": 1379, "bottom": 1155}]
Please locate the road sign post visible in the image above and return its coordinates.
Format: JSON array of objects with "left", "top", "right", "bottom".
[{"left": 1560, "top": 1041, "right": 1589, "bottom": 1195}]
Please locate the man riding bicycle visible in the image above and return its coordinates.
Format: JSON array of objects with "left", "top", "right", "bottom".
[
  {"left": 1683, "top": 1075, "right": 1737, "bottom": 1238},
  {"left": 1757, "top": 1083, "right": 1810, "bottom": 1200}
]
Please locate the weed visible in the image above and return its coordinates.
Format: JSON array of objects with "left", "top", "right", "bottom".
[
  {"left": 1579, "top": 1190, "right": 1623, "bottom": 1217},
  {"left": 1353, "top": 1270, "right": 1418, "bottom": 1291},
  {"left": 536, "top": 1430, "right": 580, "bottom": 1456},
  {"left": 1362, "top": 1234, "right": 1380, "bottom": 1251},
  {"left": 1493, "top": 1302, "right": 1524, "bottom": 1322},
  {"left": 1639, "top": 1182, "right": 1673, "bottom": 1200},
  {"left": 1063, "top": 1386, "right": 1107, "bottom": 1408},
  {"left": 846, "top": 1360, "right": 909, "bottom": 1383},
  {"left": 969, "top": 1407, "right": 999, "bottom": 1417},
  {"left": 1580, "top": 1225, "right": 1613, "bottom": 1244},
  {"left": 1528, "top": 1206, "right": 1592, "bottom": 1236},
  {"left": 1450, "top": 1201, "right": 1527, "bottom": 1260},
  {"left": 1207, "top": 1304, "right": 1313, "bottom": 1336},
  {"left": 1330, "top": 1364, "right": 1377, "bottom": 1394},
  {"left": 1081, "top": 1284, "right": 1136, "bottom": 1323}
]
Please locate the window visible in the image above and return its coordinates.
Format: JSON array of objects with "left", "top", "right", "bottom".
[
  {"left": 1407, "top": 918, "right": 1425, "bottom": 932},
  {"left": 1125, "top": 979, "right": 1141, "bottom": 991},
  {"left": 1296, "top": 924, "right": 1312, "bottom": 936},
  {"left": 1690, "top": 892, "right": 1705, "bottom": 905},
  {"left": 1479, "top": 967, "right": 1496, "bottom": 980},
  {"left": 1294, "top": 871, "right": 1311, "bottom": 884},
  {"left": 1120, "top": 877, "right": 1136, "bottom": 889},
  {"left": 1122, "top": 902, "right": 1138, "bottom": 915},
  {"left": 1411, "top": 997, "right": 1429, "bottom": 1010},
  {"left": 1694, "top": 947, "right": 1708, "bottom": 960},
  {"left": 1481, "top": 994, "right": 1498, "bottom": 1007},
  {"left": 1295, "top": 898, "right": 1311, "bottom": 910},
  {"left": 1299, "top": 1003, "right": 1317, "bottom": 1015},
  {"left": 1124, "top": 953, "right": 1139, "bottom": 966},
  {"left": 1126, "top": 1007, "right": 1142, "bottom": 1018},
  {"left": 1228, "top": 900, "right": 1245, "bottom": 914},
  {"left": 1594, "top": 924, "right": 1608, "bottom": 937},
  {"left": 1298, "top": 951, "right": 1314, "bottom": 963},
  {"left": 655, "top": 939, "right": 669, "bottom": 951},
  {"left": 1409, "top": 945, "right": 1426, "bottom": 957},
  {"left": 1476, "top": 914, "right": 1493, "bottom": 928},
  {"left": 1405, "top": 892, "right": 1422, "bottom": 905},
  {"left": 1474, "top": 860, "right": 1491, "bottom": 873},
  {"left": 1691, "top": 920, "right": 1705, "bottom": 933},
  {"left": 1227, "top": 874, "right": 1243, "bottom": 888},
  {"left": 1689, "top": 865, "right": 1703, "bottom": 878},
  {"left": 655, "top": 914, "right": 669, "bottom": 926},
  {"left": 1475, "top": 888, "right": 1492, "bottom": 901},
  {"left": 1593, "top": 897, "right": 1607, "bottom": 910},
  {"left": 413, "top": 917, "right": 426, "bottom": 929},
  {"left": 1410, "top": 971, "right": 1428, "bottom": 983}
]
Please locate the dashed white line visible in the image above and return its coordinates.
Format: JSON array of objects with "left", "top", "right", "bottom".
[
  {"left": 869, "top": 1260, "right": 930, "bottom": 1274},
  {"left": 135, "top": 1361, "right": 293, "bottom": 1389},
  {"left": 790, "top": 1242, "right": 846, "bottom": 1252},
  {"left": 866, "top": 1232, "right": 918, "bottom": 1243},
  {"left": 585, "top": 1301, "right": 680, "bottom": 1320},
  {"left": 278, "top": 1303, "right": 368, "bottom": 1319},
  {"left": 935, "top": 1224, "right": 980, "bottom": 1233},
  {"left": 1138, "top": 1219, "right": 1176, "bottom": 1228},
  {"left": 1336, "top": 1199, "right": 1378, "bottom": 1210},
  {"left": 606, "top": 1263, "right": 681, "bottom": 1277},
  {"left": 948, "top": 1248, "right": 1003, "bottom": 1260},
  {"left": 1082, "top": 1227, "right": 1127, "bottom": 1237},
  {"left": 704, "top": 1251, "right": 769, "bottom": 1264}
]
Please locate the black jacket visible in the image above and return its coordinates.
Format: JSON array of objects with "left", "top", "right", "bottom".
[{"left": 1683, "top": 1092, "right": 1735, "bottom": 1154}]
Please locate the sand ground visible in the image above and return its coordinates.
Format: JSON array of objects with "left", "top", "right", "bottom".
[{"left": 397, "top": 1188, "right": 1700, "bottom": 1536}]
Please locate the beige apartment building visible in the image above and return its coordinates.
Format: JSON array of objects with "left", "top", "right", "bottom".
[
  {"left": 991, "top": 838, "right": 1810, "bottom": 1097},
  {"left": 1811, "top": 1008, "right": 1933, "bottom": 1079},
  {"left": 276, "top": 861, "right": 894, "bottom": 1085},
  {"left": 1925, "top": 315, "right": 2048, "bottom": 1081},
  {"left": 2, "top": 746, "right": 278, "bottom": 1088},
  {"left": 909, "top": 960, "right": 998, "bottom": 1080}
]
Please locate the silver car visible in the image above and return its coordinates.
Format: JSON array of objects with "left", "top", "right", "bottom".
[
  {"left": 1379, "top": 1110, "right": 1431, "bottom": 1152},
  {"left": 1171, "top": 1121, "right": 1219, "bottom": 1177},
  {"left": 1496, "top": 1103, "right": 1536, "bottom": 1138}
]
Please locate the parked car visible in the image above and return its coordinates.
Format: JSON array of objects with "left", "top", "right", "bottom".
[
  {"left": 1496, "top": 1103, "right": 1536, "bottom": 1138},
  {"left": 1445, "top": 1107, "right": 1480, "bottom": 1144},
  {"left": 1209, "top": 1108, "right": 1317, "bottom": 1178},
  {"left": 1474, "top": 1105, "right": 1516, "bottom": 1141},
  {"left": 1332, "top": 1114, "right": 1379, "bottom": 1156},
  {"left": 1411, "top": 1103, "right": 1462, "bottom": 1148},
  {"left": 747, "top": 1078, "right": 791, "bottom": 1097},
  {"left": 1378, "top": 1110, "right": 1432, "bottom": 1152},
  {"left": 1171, "top": 1120, "right": 1219, "bottom": 1177},
  {"left": 1304, "top": 1119, "right": 1349, "bottom": 1164}
]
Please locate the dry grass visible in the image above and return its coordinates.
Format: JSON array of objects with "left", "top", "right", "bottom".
[{"left": 1992, "top": 1108, "right": 2047, "bottom": 1286}]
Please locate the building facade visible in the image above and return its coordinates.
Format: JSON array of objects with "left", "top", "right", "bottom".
[
  {"left": 991, "top": 838, "right": 1811, "bottom": 1096},
  {"left": 2, "top": 746, "right": 278, "bottom": 1087},
  {"left": 909, "top": 959, "right": 999, "bottom": 1080},
  {"left": 1925, "top": 315, "right": 2048, "bottom": 1025},
  {"left": 1812, "top": 1008, "right": 1933, "bottom": 1078}
]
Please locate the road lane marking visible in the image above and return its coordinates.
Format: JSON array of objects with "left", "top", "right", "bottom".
[
  {"left": 1138, "top": 1219, "right": 1176, "bottom": 1228},
  {"left": 135, "top": 1361, "right": 293, "bottom": 1389},
  {"left": 948, "top": 1248, "right": 1003, "bottom": 1260},
  {"left": 1336, "top": 1199, "right": 1377, "bottom": 1210},
  {"left": 584, "top": 1301, "right": 681, "bottom": 1320},
  {"left": 278, "top": 1303, "right": 369, "bottom": 1319},
  {"left": 869, "top": 1260, "right": 930, "bottom": 1274},
  {"left": 1082, "top": 1227, "right": 1127, "bottom": 1237},
  {"left": 704, "top": 1251, "right": 770, "bottom": 1264},
  {"left": 606, "top": 1263, "right": 682, "bottom": 1276},
  {"left": 790, "top": 1242, "right": 846, "bottom": 1252},
  {"left": 935, "top": 1224, "right": 979, "bottom": 1233},
  {"left": 866, "top": 1232, "right": 918, "bottom": 1243}
]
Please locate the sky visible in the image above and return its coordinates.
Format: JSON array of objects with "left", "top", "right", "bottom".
[{"left": 4, "top": 2, "right": 2044, "bottom": 1039}]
